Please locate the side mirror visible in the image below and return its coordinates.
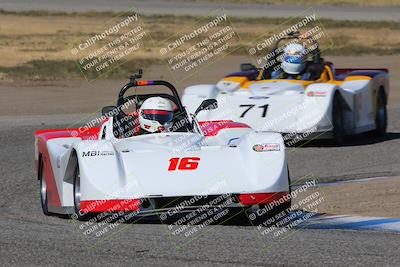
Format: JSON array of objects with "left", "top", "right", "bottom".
[
  {"left": 102, "top": 106, "right": 119, "bottom": 117},
  {"left": 194, "top": 99, "right": 218, "bottom": 116},
  {"left": 240, "top": 63, "right": 257, "bottom": 72}
]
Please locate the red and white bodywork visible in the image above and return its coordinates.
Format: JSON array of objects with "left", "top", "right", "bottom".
[{"left": 35, "top": 79, "right": 290, "bottom": 217}]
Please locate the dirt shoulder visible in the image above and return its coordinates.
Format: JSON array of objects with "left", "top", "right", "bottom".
[{"left": 295, "top": 176, "right": 400, "bottom": 218}]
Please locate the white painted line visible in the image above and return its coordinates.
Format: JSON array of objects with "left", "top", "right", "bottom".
[{"left": 293, "top": 211, "right": 400, "bottom": 232}]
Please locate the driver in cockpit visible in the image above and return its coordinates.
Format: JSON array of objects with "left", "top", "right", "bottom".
[
  {"left": 271, "top": 43, "right": 312, "bottom": 81},
  {"left": 137, "top": 97, "right": 174, "bottom": 134}
]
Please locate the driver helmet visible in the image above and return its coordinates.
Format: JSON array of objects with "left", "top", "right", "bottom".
[
  {"left": 281, "top": 43, "right": 307, "bottom": 74},
  {"left": 138, "top": 97, "right": 174, "bottom": 133}
]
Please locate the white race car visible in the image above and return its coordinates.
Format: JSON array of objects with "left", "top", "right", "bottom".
[
  {"left": 182, "top": 33, "right": 389, "bottom": 145},
  {"left": 35, "top": 72, "right": 290, "bottom": 220}
]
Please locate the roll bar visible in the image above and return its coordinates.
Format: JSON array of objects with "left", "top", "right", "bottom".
[{"left": 117, "top": 70, "right": 185, "bottom": 111}]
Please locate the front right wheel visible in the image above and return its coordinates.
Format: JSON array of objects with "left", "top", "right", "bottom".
[
  {"left": 332, "top": 94, "right": 345, "bottom": 145},
  {"left": 371, "top": 91, "right": 387, "bottom": 138}
]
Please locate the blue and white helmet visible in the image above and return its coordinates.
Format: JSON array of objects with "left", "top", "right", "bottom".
[{"left": 281, "top": 43, "right": 307, "bottom": 74}]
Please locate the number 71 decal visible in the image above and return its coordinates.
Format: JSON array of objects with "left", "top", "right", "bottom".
[
  {"left": 239, "top": 104, "right": 269, "bottom": 118},
  {"left": 168, "top": 157, "right": 200, "bottom": 171}
]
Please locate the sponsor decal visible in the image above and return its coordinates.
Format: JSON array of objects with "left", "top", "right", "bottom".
[
  {"left": 82, "top": 151, "right": 115, "bottom": 157},
  {"left": 307, "top": 91, "right": 326, "bottom": 97},
  {"left": 252, "top": 143, "right": 280, "bottom": 152},
  {"left": 249, "top": 96, "right": 269, "bottom": 100}
]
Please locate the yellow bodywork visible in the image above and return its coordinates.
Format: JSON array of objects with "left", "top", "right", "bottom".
[{"left": 224, "top": 65, "right": 372, "bottom": 90}]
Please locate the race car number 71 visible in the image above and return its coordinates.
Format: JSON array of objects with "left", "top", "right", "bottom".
[{"left": 239, "top": 104, "right": 269, "bottom": 118}]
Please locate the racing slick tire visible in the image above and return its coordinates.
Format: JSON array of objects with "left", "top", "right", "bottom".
[
  {"left": 73, "top": 164, "right": 90, "bottom": 221},
  {"left": 332, "top": 93, "right": 345, "bottom": 145},
  {"left": 370, "top": 90, "right": 387, "bottom": 138},
  {"left": 39, "top": 157, "right": 51, "bottom": 216}
]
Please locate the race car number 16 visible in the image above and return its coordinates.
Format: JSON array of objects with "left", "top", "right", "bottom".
[{"left": 168, "top": 157, "right": 200, "bottom": 171}]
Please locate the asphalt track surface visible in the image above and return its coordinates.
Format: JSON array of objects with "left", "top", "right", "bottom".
[
  {"left": 1, "top": 2, "right": 400, "bottom": 265},
  {"left": 1, "top": 107, "right": 400, "bottom": 265},
  {"left": 1, "top": 0, "right": 400, "bottom": 21}
]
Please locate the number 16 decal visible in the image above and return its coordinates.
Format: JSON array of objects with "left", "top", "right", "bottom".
[{"left": 168, "top": 157, "right": 200, "bottom": 171}]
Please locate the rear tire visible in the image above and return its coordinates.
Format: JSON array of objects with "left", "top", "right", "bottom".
[
  {"left": 332, "top": 94, "right": 345, "bottom": 145},
  {"left": 39, "top": 158, "right": 51, "bottom": 216},
  {"left": 371, "top": 91, "right": 387, "bottom": 138}
]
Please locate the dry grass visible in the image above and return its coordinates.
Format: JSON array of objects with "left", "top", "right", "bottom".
[
  {"left": 209, "top": 0, "right": 400, "bottom": 7},
  {"left": 1, "top": 12, "right": 399, "bottom": 79}
]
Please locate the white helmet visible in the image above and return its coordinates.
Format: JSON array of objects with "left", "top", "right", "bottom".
[
  {"left": 281, "top": 43, "right": 307, "bottom": 74},
  {"left": 138, "top": 97, "right": 174, "bottom": 133}
]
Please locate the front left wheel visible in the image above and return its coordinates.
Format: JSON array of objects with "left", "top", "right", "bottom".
[
  {"left": 39, "top": 158, "right": 50, "bottom": 216},
  {"left": 73, "top": 164, "right": 89, "bottom": 221}
]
